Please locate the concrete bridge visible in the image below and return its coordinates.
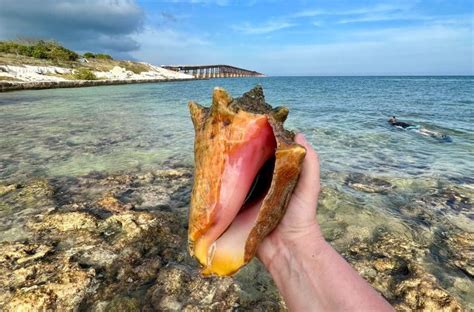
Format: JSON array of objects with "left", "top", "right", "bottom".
[{"left": 161, "top": 64, "right": 264, "bottom": 79}]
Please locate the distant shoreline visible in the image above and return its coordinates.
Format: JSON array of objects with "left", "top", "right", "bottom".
[
  {"left": 0, "top": 78, "right": 198, "bottom": 92},
  {"left": 0, "top": 44, "right": 198, "bottom": 92}
]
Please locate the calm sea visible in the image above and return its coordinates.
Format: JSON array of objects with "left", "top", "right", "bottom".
[
  {"left": 1, "top": 76, "right": 472, "bottom": 180},
  {"left": 1, "top": 76, "right": 473, "bottom": 306}
]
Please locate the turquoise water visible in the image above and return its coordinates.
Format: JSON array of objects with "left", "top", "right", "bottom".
[
  {"left": 1, "top": 77, "right": 473, "bottom": 306},
  {"left": 1, "top": 77, "right": 472, "bottom": 181}
]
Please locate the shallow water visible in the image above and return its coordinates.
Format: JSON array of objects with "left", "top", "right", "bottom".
[
  {"left": 1, "top": 77, "right": 472, "bottom": 180},
  {"left": 1, "top": 76, "right": 473, "bottom": 308}
]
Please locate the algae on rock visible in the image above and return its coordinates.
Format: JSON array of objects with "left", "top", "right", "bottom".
[{"left": 0, "top": 167, "right": 472, "bottom": 311}]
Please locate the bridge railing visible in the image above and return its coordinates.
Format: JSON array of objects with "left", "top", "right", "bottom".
[{"left": 162, "top": 65, "right": 263, "bottom": 78}]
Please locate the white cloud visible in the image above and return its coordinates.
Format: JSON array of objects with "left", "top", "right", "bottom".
[
  {"left": 131, "top": 27, "right": 224, "bottom": 65},
  {"left": 339, "top": 3, "right": 413, "bottom": 16},
  {"left": 164, "top": 0, "right": 230, "bottom": 6},
  {"left": 292, "top": 9, "right": 326, "bottom": 18},
  {"left": 246, "top": 22, "right": 473, "bottom": 75},
  {"left": 232, "top": 20, "right": 295, "bottom": 34},
  {"left": 292, "top": 3, "right": 412, "bottom": 18},
  {"left": 129, "top": 19, "right": 472, "bottom": 76},
  {"left": 339, "top": 13, "right": 432, "bottom": 23},
  {"left": 290, "top": 2, "right": 430, "bottom": 25},
  {"left": 165, "top": 0, "right": 273, "bottom": 5},
  {"left": 134, "top": 27, "right": 210, "bottom": 48}
]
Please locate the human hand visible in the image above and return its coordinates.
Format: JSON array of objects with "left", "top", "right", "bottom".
[
  {"left": 257, "top": 134, "right": 394, "bottom": 311},
  {"left": 257, "top": 133, "right": 324, "bottom": 268}
]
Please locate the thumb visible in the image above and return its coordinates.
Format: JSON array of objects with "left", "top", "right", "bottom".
[{"left": 293, "top": 133, "right": 320, "bottom": 209}]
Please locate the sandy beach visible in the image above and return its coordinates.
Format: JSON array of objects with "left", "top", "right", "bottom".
[{"left": 0, "top": 63, "right": 195, "bottom": 92}]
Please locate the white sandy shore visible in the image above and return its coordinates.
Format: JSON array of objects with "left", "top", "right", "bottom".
[
  {"left": 0, "top": 63, "right": 194, "bottom": 83},
  {"left": 0, "top": 63, "right": 195, "bottom": 92}
]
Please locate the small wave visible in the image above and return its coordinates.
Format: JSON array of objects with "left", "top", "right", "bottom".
[{"left": 456, "top": 99, "right": 474, "bottom": 105}]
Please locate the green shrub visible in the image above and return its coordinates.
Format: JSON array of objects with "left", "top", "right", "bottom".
[
  {"left": 83, "top": 52, "right": 113, "bottom": 60},
  {"left": 83, "top": 52, "right": 95, "bottom": 58},
  {"left": 0, "top": 41, "right": 21, "bottom": 54},
  {"left": 95, "top": 53, "right": 113, "bottom": 60},
  {"left": 0, "top": 40, "right": 79, "bottom": 61},
  {"left": 17, "top": 45, "right": 34, "bottom": 57},
  {"left": 120, "top": 61, "right": 149, "bottom": 74},
  {"left": 31, "top": 42, "right": 48, "bottom": 59},
  {"left": 73, "top": 68, "right": 97, "bottom": 80},
  {"left": 49, "top": 44, "right": 78, "bottom": 61}
]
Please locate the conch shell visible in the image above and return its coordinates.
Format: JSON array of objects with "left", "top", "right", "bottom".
[{"left": 188, "top": 86, "right": 306, "bottom": 276}]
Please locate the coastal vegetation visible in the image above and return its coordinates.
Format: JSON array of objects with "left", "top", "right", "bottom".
[
  {"left": 0, "top": 40, "right": 153, "bottom": 81},
  {"left": 119, "top": 61, "right": 150, "bottom": 74},
  {"left": 72, "top": 68, "right": 97, "bottom": 80},
  {"left": 83, "top": 52, "right": 113, "bottom": 60},
  {"left": 0, "top": 40, "right": 78, "bottom": 62}
]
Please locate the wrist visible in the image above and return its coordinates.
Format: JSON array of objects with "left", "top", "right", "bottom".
[{"left": 259, "top": 224, "right": 327, "bottom": 274}]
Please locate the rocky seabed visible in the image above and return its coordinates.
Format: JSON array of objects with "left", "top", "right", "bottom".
[{"left": 0, "top": 167, "right": 472, "bottom": 311}]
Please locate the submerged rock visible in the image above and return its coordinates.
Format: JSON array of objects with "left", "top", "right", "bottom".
[
  {"left": 0, "top": 167, "right": 472, "bottom": 310},
  {"left": 29, "top": 211, "right": 98, "bottom": 232},
  {"left": 402, "top": 185, "right": 474, "bottom": 220},
  {"left": 0, "top": 167, "right": 287, "bottom": 311},
  {"left": 0, "top": 242, "right": 52, "bottom": 267},
  {"left": 345, "top": 173, "right": 394, "bottom": 194},
  {"left": 101, "top": 296, "right": 141, "bottom": 312},
  {"left": 144, "top": 265, "right": 240, "bottom": 311},
  {"left": 344, "top": 232, "right": 463, "bottom": 311},
  {"left": 0, "top": 183, "right": 19, "bottom": 196},
  {"left": 0, "top": 242, "right": 95, "bottom": 312},
  {"left": 143, "top": 262, "right": 283, "bottom": 312},
  {"left": 443, "top": 231, "right": 474, "bottom": 278},
  {"left": 393, "top": 264, "right": 462, "bottom": 312},
  {"left": 96, "top": 194, "right": 134, "bottom": 213},
  {"left": 0, "top": 179, "right": 56, "bottom": 242},
  {"left": 0, "top": 179, "right": 54, "bottom": 213},
  {"left": 435, "top": 187, "right": 473, "bottom": 216}
]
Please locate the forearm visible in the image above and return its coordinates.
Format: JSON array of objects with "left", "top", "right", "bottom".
[{"left": 261, "top": 230, "right": 393, "bottom": 311}]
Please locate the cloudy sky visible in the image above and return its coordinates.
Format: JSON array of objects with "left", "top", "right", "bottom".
[{"left": 0, "top": 0, "right": 472, "bottom": 75}]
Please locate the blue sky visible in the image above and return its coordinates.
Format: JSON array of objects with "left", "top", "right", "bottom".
[{"left": 0, "top": 0, "right": 473, "bottom": 75}]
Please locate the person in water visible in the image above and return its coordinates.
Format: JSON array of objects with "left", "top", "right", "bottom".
[
  {"left": 388, "top": 116, "right": 416, "bottom": 129},
  {"left": 388, "top": 116, "right": 451, "bottom": 141},
  {"left": 258, "top": 134, "right": 394, "bottom": 311}
]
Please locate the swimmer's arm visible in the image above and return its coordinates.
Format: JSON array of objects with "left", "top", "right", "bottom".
[{"left": 260, "top": 227, "right": 394, "bottom": 311}]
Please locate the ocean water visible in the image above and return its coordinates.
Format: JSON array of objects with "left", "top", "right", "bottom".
[
  {"left": 2, "top": 77, "right": 472, "bottom": 180},
  {"left": 1, "top": 76, "right": 473, "bottom": 307}
]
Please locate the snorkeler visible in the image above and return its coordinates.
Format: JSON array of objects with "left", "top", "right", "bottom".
[
  {"left": 388, "top": 116, "right": 452, "bottom": 142},
  {"left": 388, "top": 116, "right": 417, "bottom": 129}
]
